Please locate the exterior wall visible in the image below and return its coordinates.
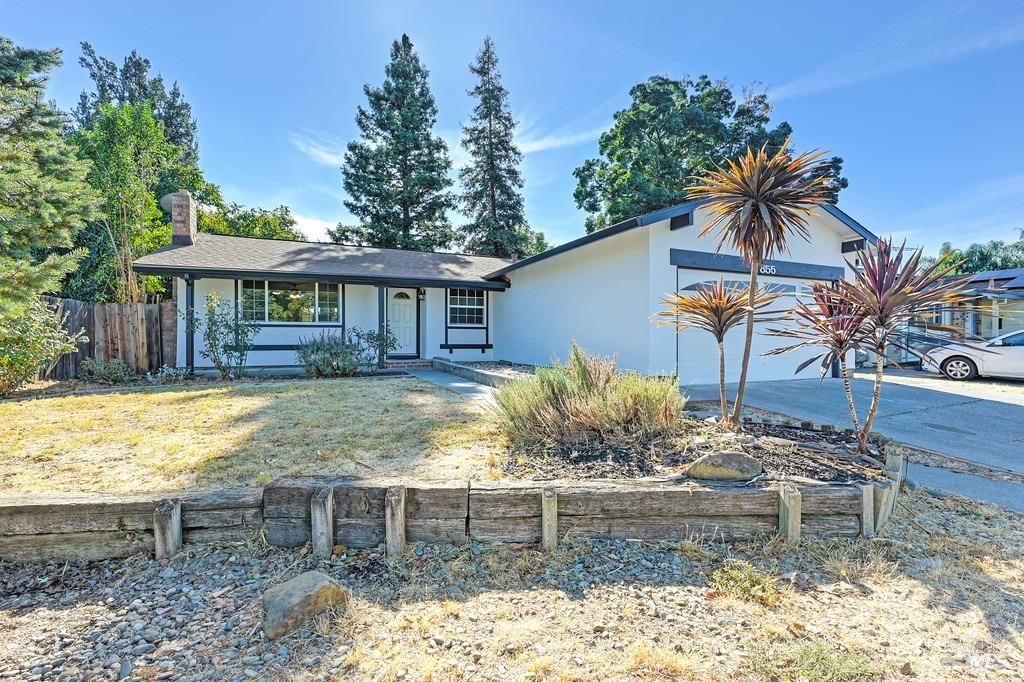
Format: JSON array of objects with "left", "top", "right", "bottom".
[
  {"left": 492, "top": 227, "right": 652, "bottom": 370},
  {"left": 174, "top": 278, "right": 494, "bottom": 367},
  {"left": 646, "top": 206, "right": 856, "bottom": 384},
  {"left": 980, "top": 298, "right": 1024, "bottom": 338}
]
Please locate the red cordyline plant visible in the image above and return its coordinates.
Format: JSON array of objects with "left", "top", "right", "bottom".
[
  {"left": 840, "top": 239, "right": 968, "bottom": 450},
  {"left": 689, "top": 137, "right": 831, "bottom": 427},
  {"left": 765, "top": 283, "right": 868, "bottom": 434},
  {"left": 655, "top": 279, "right": 781, "bottom": 420},
  {"left": 770, "top": 239, "right": 968, "bottom": 451}
]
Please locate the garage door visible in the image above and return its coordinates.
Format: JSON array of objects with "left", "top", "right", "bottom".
[{"left": 675, "top": 269, "right": 827, "bottom": 386}]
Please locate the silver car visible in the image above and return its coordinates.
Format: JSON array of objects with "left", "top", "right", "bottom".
[{"left": 924, "top": 329, "right": 1024, "bottom": 380}]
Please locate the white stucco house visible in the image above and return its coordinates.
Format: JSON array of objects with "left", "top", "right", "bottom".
[{"left": 133, "top": 189, "right": 878, "bottom": 386}]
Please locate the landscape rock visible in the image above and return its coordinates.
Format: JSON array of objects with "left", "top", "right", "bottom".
[
  {"left": 262, "top": 571, "right": 349, "bottom": 640},
  {"left": 684, "top": 451, "right": 763, "bottom": 481}
]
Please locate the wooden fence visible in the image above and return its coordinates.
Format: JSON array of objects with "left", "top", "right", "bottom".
[{"left": 41, "top": 296, "right": 177, "bottom": 379}]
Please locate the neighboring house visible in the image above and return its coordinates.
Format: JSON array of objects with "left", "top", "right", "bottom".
[
  {"left": 133, "top": 189, "right": 878, "bottom": 385},
  {"left": 938, "top": 268, "right": 1024, "bottom": 339}
]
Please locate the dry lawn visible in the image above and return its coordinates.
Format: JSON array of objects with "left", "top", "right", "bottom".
[
  {"left": 0, "top": 377, "right": 503, "bottom": 492},
  {"left": 311, "top": 489, "right": 1024, "bottom": 681}
]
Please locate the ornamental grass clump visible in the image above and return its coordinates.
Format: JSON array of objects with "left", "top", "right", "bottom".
[{"left": 494, "top": 343, "right": 684, "bottom": 453}]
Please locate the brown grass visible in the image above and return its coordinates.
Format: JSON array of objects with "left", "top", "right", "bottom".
[{"left": 0, "top": 376, "right": 503, "bottom": 492}]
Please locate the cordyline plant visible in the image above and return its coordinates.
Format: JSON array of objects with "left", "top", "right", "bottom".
[
  {"left": 769, "top": 239, "right": 968, "bottom": 451},
  {"left": 689, "top": 137, "right": 831, "bottom": 427},
  {"left": 655, "top": 279, "right": 781, "bottom": 420},
  {"left": 765, "top": 283, "right": 867, "bottom": 434},
  {"left": 841, "top": 239, "right": 967, "bottom": 450}
]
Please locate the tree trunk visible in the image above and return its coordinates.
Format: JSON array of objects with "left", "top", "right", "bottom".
[
  {"left": 717, "top": 340, "right": 728, "bottom": 419},
  {"left": 858, "top": 344, "right": 886, "bottom": 451},
  {"left": 728, "top": 265, "right": 759, "bottom": 427},
  {"left": 839, "top": 356, "right": 861, "bottom": 435}
]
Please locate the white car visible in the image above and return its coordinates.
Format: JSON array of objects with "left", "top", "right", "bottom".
[{"left": 924, "top": 329, "right": 1024, "bottom": 381}]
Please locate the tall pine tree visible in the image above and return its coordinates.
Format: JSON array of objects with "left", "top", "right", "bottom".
[
  {"left": 459, "top": 37, "right": 546, "bottom": 258},
  {"left": 0, "top": 37, "right": 101, "bottom": 315},
  {"left": 332, "top": 35, "right": 455, "bottom": 251}
]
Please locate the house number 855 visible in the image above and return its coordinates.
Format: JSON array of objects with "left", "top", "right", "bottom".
[{"left": 758, "top": 264, "right": 777, "bottom": 275}]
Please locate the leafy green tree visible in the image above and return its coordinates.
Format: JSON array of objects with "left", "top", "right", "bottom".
[
  {"left": 935, "top": 232, "right": 1024, "bottom": 274},
  {"left": 73, "top": 42, "right": 199, "bottom": 165},
  {"left": 201, "top": 203, "right": 304, "bottom": 240},
  {"left": 459, "top": 37, "right": 547, "bottom": 257},
  {"left": 65, "top": 103, "right": 178, "bottom": 303},
  {"left": 574, "top": 76, "right": 846, "bottom": 231},
  {"left": 0, "top": 38, "right": 101, "bottom": 314},
  {"left": 332, "top": 34, "right": 456, "bottom": 251}
]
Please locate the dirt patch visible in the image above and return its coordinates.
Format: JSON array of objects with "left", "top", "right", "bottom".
[
  {"left": 504, "top": 415, "right": 887, "bottom": 484},
  {"left": 459, "top": 361, "right": 537, "bottom": 378}
]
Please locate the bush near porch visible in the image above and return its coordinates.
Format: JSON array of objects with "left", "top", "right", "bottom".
[{"left": 0, "top": 376, "right": 501, "bottom": 493}]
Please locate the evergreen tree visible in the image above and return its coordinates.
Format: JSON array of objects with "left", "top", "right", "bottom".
[
  {"left": 74, "top": 42, "right": 199, "bottom": 165},
  {"left": 333, "top": 34, "right": 455, "bottom": 251},
  {"left": 0, "top": 37, "right": 101, "bottom": 314},
  {"left": 458, "top": 37, "right": 546, "bottom": 257}
]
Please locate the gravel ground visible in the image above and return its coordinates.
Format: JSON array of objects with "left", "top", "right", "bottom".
[
  {"left": 2, "top": 489, "right": 1022, "bottom": 681},
  {"left": 459, "top": 361, "right": 536, "bottom": 378}
]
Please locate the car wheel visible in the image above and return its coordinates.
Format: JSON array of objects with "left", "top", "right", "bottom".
[{"left": 942, "top": 356, "right": 977, "bottom": 381}]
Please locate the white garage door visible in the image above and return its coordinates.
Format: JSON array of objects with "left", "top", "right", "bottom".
[{"left": 676, "top": 269, "right": 828, "bottom": 386}]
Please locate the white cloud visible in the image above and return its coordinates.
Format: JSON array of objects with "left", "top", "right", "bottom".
[
  {"left": 771, "top": 3, "right": 1024, "bottom": 100},
  {"left": 291, "top": 214, "right": 338, "bottom": 242},
  {"left": 516, "top": 126, "right": 604, "bottom": 154},
  {"left": 288, "top": 131, "right": 347, "bottom": 166}
]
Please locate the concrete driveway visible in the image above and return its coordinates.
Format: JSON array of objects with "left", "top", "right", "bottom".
[{"left": 683, "top": 370, "right": 1024, "bottom": 474}]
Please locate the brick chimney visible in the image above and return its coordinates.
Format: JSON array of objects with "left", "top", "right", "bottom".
[{"left": 170, "top": 189, "right": 197, "bottom": 246}]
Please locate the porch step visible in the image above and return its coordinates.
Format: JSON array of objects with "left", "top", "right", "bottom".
[{"left": 385, "top": 359, "right": 433, "bottom": 369}]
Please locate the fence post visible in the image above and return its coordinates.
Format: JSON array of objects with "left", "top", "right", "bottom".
[
  {"left": 541, "top": 488, "right": 558, "bottom": 552},
  {"left": 859, "top": 483, "right": 875, "bottom": 538},
  {"left": 778, "top": 483, "right": 802, "bottom": 544},
  {"left": 311, "top": 486, "right": 334, "bottom": 558},
  {"left": 154, "top": 498, "right": 182, "bottom": 560},
  {"left": 385, "top": 486, "right": 406, "bottom": 557}
]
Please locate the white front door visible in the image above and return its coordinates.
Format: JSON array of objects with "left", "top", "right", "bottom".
[{"left": 387, "top": 288, "right": 418, "bottom": 356}]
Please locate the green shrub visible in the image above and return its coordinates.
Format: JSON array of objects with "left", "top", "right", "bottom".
[
  {"left": 184, "top": 292, "right": 258, "bottom": 379},
  {"left": 0, "top": 300, "right": 86, "bottom": 397},
  {"left": 296, "top": 332, "right": 361, "bottom": 377},
  {"left": 146, "top": 364, "right": 190, "bottom": 384},
  {"left": 80, "top": 357, "right": 136, "bottom": 384},
  {"left": 709, "top": 559, "right": 783, "bottom": 606},
  {"left": 494, "top": 342, "right": 684, "bottom": 451},
  {"left": 295, "top": 326, "right": 400, "bottom": 377}
]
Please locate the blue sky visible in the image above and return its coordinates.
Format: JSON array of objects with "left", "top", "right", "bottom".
[{"left": 7, "top": 0, "right": 1024, "bottom": 252}]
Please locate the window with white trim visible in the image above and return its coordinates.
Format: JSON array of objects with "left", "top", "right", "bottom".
[
  {"left": 448, "top": 288, "right": 485, "bottom": 326},
  {"left": 237, "top": 280, "right": 340, "bottom": 323}
]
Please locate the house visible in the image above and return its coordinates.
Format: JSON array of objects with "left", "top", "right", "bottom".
[
  {"left": 133, "top": 189, "right": 878, "bottom": 385},
  {"left": 938, "top": 268, "right": 1024, "bottom": 339}
]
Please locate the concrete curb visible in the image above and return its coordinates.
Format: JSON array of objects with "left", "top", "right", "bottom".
[{"left": 431, "top": 357, "right": 511, "bottom": 388}]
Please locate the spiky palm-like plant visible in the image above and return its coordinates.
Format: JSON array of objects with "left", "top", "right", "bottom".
[
  {"left": 655, "top": 279, "right": 781, "bottom": 420},
  {"left": 689, "top": 138, "right": 831, "bottom": 426},
  {"left": 765, "top": 283, "right": 868, "bottom": 434},
  {"left": 841, "top": 239, "right": 967, "bottom": 450}
]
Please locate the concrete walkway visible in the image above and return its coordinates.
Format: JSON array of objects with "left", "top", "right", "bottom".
[{"left": 407, "top": 369, "right": 497, "bottom": 404}]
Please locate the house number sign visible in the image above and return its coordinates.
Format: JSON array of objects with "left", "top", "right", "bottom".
[{"left": 669, "top": 248, "right": 845, "bottom": 281}]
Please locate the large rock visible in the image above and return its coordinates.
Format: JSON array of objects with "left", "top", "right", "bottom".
[
  {"left": 262, "top": 570, "right": 349, "bottom": 640},
  {"left": 684, "top": 450, "right": 762, "bottom": 481}
]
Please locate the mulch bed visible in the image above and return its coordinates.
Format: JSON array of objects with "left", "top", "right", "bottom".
[{"left": 504, "top": 413, "right": 888, "bottom": 485}]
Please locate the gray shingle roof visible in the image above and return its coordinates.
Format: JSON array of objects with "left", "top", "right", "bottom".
[{"left": 133, "top": 233, "right": 511, "bottom": 289}]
